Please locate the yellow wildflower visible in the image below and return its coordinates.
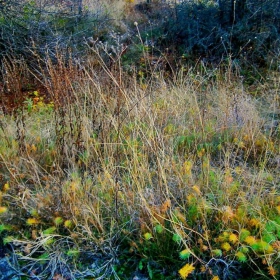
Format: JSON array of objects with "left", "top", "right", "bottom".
[
  {"left": 178, "top": 263, "right": 195, "bottom": 279},
  {"left": 221, "top": 242, "right": 231, "bottom": 252},
  {"left": 244, "top": 236, "right": 257, "bottom": 246},
  {"left": 229, "top": 233, "right": 238, "bottom": 244}
]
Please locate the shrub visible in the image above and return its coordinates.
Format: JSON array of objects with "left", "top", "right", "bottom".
[{"left": 0, "top": 0, "right": 110, "bottom": 70}]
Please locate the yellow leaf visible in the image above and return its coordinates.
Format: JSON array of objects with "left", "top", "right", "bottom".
[
  {"left": 272, "top": 241, "right": 280, "bottom": 251},
  {"left": 3, "top": 183, "right": 9, "bottom": 192},
  {"left": 31, "top": 144, "right": 37, "bottom": 152},
  {"left": 197, "top": 148, "right": 205, "bottom": 158},
  {"left": 222, "top": 206, "right": 235, "bottom": 222},
  {"left": 235, "top": 166, "right": 243, "bottom": 175},
  {"left": 192, "top": 185, "right": 201, "bottom": 195},
  {"left": 26, "top": 218, "right": 40, "bottom": 225},
  {"left": 70, "top": 181, "right": 79, "bottom": 192},
  {"left": 178, "top": 263, "right": 195, "bottom": 279},
  {"left": 225, "top": 175, "right": 233, "bottom": 184},
  {"left": 249, "top": 218, "right": 261, "bottom": 228},
  {"left": 32, "top": 230, "right": 38, "bottom": 240},
  {"left": 217, "top": 231, "right": 229, "bottom": 242},
  {"left": 64, "top": 220, "right": 73, "bottom": 228},
  {"left": 161, "top": 199, "right": 171, "bottom": 213},
  {"left": 200, "top": 265, "right": 206, "bottom": 272},
  {"left": 212, "top": 276, "right": 220, "bottom": 280},
  {"left": 183, "top": 161, "right": 192, "bottom": 175},
  {"left": 140, "top": 83, "right": 147, "bottom": 90},
  {"left": 202, "top": 245, "right": 208, "bottom": 251},
  {"left": 174, "top": 208, "right": 187, "bottom": 225},
  {"left": 0, "top": 206, "right": 8, "bottom": 214},
  {"left": 143, "top": 232, "right": 152, "bottom": 240},
  {"left": 187, "top": 194, "right": 195, "bottom": 204}
]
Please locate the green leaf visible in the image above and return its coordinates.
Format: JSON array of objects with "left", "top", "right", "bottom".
[
  {"left": 138, "top": 260, "right": 143, "bottom": 271},
  {"left": 262, "top": 232, "right": 276, "bottom": 243},
  {"left": 54, "top": 217, "right": 63, "bottom": 226},
  {"left": 179, "top": 249, "right": 191, "bottom": 260},
  {"left": 43, "top": 227, "right": 56, "bottom": 235},
  {"left": 212, "top": 249, "right": 222, "bottom": 257},
  {"left": 3, "top": 236, "right": 13, "bottom": 245},
  {"left": 43, "top": 237, "right": 54, "bottom": 246},
  {"left": 273, "top": 216, "right": 280, "bottom": 225},
  {"left": 240, "top": 246, "right": 249, "bottom": 254},
  {"left": 147, "top": 263, "right": 153, "bottom": 279},
  {"left": 67, "top": 250, "right": 80, "bottom": 257},
  {"left": 235, "top": 251, "right": 247, "bottom": 263},
  {"left": 172, "top": 234, "right": 182, "bottom": 243},
  {"left": 30, "top": 209, "right": 39, "bottom": 217},
  {"left": 154, "top": 224, "right": 163, "bottom": 234},
  {"left": 38, "top": 252, "right": 49, "bottom": 264},
  {"left": 239, "top": 229, "right": 251, "bottom": 242},
  {"left": 251, "top": 240, "right": 273, "bottom": 253},
  {"left": 38, "top": 252, "right": 49, "bottom": 260},
  {"left": 0, "top": 224, "right": 12, "bottom": 233},
  {"left": 265, "top": 221, "right": 277, "bottom": 233}
]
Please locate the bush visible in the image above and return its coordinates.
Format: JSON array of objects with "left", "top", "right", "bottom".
[
  {"left": 0, "top": 0, "right": 110, "bottom": 70},
  {"left": 133, "top": 0, "right": 279, "bottom": 68}
]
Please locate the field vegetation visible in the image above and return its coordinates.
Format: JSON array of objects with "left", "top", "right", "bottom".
[{"left": 0, "top": 0, "right": 279, "bottom": 279}]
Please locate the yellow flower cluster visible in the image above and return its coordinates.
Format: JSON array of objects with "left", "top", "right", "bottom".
[{"left": 178, "top": 263, "right": 195, "bottom": 279}]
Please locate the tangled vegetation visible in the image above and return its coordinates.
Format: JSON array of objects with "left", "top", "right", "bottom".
[{"left": 0, "top": 0, "right": 280, "bottom": 279}]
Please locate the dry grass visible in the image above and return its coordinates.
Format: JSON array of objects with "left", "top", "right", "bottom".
[{"left": 0, "top": 53, "right": 280, "bottom": 279}]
